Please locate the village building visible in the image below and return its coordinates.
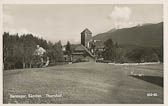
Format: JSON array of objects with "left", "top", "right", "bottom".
[
  {"left": 63, "top": 28, "right": 104, "bottom": 63},
  {"left": 72, "top": 44, "right": 95, "bottom": 62},
  {"left": 90, "top": 40, "right": 104, "bottom": 59},
  {"left": 33, "top": 45, "right": 49, "bottom": 67},
  {"left": 81, "top": 28, "right": 92, "bottom": 48},
  {"left": 34, "top": 45, "right": 46, "bottom": 56}
]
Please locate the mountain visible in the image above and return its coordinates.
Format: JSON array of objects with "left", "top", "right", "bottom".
[
  {"left": 106, "top": 28, "right": 117, "bottom": 33},
  {"left": 93, "top": 22, "right": 163, "bottom": 47}
]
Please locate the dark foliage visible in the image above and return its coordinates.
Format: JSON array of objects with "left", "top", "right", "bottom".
[
  {"left": 65, "top": 41, "right": 72, "bottom": 55},
  {"left": 102, "top": 38, "right": 163, "bottom": 63},
  {"left": 124, "top": 47, "right": 162, "bottom": 63},
  {"left": 3, "top": 32, "right": 64, "bottom": 70},
  {"left": 103, "top": 39, "right": 119, "bottom": 62}
]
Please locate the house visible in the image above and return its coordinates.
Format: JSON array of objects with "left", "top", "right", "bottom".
[
  {"left": 91, "top": 40, "right": 104, "bottom": 58},
  {"left": 34, "top": 45, "right": 46, "bottom": 56},
  {"left": 72, "top": 44, "right": 95, "bottom": 62}
]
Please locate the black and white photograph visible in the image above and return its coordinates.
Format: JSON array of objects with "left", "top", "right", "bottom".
[{"left": 1, "top": 1, "right": 166, "bottom": 104}]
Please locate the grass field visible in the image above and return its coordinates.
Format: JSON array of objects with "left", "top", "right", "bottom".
[{"left": 3, "top": 62, "right": 163, "bottom": 104}]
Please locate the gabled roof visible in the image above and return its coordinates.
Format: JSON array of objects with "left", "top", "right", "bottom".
[
  {"left": 73, "top": 44, "right": 94, "bottom": 58},
  {"left": 74, "top": 44, "right": 86, "bottom": 51},
  {"left": 70, "top": 44, "right": 82, "bottom": 51},
  {"left": 81, "top": 28, "right": 92, "bottom": 34}
]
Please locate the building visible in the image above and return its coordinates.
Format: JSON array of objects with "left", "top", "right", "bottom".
[
  {"left": 64, "top": 28, "right": 104, "bottom": 63},
  {"left": 34, "top": 45, "right": 46, "bottom": 56},
  {"left": 70, "top": 28, "right": 95, "bottom": 62},
  {"left": 81, "top": 28, "right": 92, "bottom": 48},
  {"left": 72, "top": 44, "right": 95, "bottom": 62},
  {"left": 91, "top": 40, "right": 104, "bottom": 58}
]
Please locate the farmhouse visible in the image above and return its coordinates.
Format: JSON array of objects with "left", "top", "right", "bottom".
[{"left": 72, "top": 44, "right": 95, "bottom": 62}]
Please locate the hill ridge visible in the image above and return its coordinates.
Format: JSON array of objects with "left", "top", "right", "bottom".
[{"left": 93, "top": 22, "right": 163, "bottom": 47}]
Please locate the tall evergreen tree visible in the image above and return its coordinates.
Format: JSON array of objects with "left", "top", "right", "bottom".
[
  {"left": 103, "top": 39, "right": 115, "bottom": 61},
  {"left": 66, "top": 41, "right": 72, "bottom": 56}
]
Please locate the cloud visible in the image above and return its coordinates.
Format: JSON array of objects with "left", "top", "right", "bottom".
[
  {"left": 109, "top": 6, "right": 132, "bottom": 21},
  {"left": 108, "top": 6, "right": 142, "bottom": 29},
  {"left": 3, "top": 14, "right": 39, "bottom": 36}
]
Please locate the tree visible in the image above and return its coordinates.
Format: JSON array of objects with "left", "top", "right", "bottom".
[
  {"left": 115, "top": 48, "right": 125, "bottom": 63},
  {"left": 153, "top": 46, "right": 163, "bottom": 62},
  {"left": 53, "top": 41, "right": 64, "bottom": 62},
  {"left": 115, "top": 42, "right": 119, "bottom": 48},
  {"left": 103, "top": 39, "right": 115, "bottom": 61},
  {"left": 3, "top": 32, "right": 52, "bottom": 70},
  {"left": 65, "top": 41, "right": 72, "bottom": 56}
]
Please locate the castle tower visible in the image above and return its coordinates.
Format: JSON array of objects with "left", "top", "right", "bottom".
[{"left": 81, "top": 28, "right": 92, "bottom": 48}]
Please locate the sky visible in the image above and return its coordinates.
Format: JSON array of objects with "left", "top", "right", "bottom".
[{"left": 3, "top": 4, "right": 163, "bottom": 45}]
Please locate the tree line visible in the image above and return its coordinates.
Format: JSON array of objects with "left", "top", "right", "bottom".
[
  {"left": 3, "top": 32, "right": 163, "bottom": 70},
  {"left": 103, "top": 39, "right": 163, "bottom": 63},
  {"left": 3, "top": 32, "right": 64, "bottom": 70}
]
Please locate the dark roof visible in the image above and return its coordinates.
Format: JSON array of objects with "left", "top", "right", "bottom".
[
  {"left": 70, "top": 44, "right": 82, "bottom": 51},
  {"left": 73, "top": 44, "right": 94, "bottom": 58},
  {"left": 74, "top": 45, "right": 86, "bottom": 51},
  {"left": 81, "top": 28, "right": 92, "bottom": 34}
]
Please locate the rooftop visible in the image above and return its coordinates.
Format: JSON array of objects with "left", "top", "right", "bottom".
[{"left": 81, "top": 28, "right": 92, "bottom": 34}]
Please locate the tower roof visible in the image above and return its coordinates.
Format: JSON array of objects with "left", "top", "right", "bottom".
[{"left": 81, "top": 28, "right": 92, "bottom": 34}]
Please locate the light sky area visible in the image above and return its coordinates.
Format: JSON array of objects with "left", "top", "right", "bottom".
[{"left": 3, "top": 4, "right": 163, "bottom": 45}]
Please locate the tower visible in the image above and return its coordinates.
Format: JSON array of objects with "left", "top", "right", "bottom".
[{"left": 81, "top": 28, "right": 92, "bottom": 48}]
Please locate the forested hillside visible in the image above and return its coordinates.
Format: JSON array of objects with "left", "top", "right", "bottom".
[
  {"left": 93, "top": 22, "right": 163, "bottom": 47},
  {"left": 93, "top": 22, "right": 163, "bottom": 63}
]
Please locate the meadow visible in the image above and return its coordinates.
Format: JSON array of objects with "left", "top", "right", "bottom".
[{"left": 3, "top": 62, "right": 163, "bottom": 104}]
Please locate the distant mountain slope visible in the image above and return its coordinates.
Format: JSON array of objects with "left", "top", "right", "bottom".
[{"left": 93, "top": 22, "right": 163, "bottom": 47}]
